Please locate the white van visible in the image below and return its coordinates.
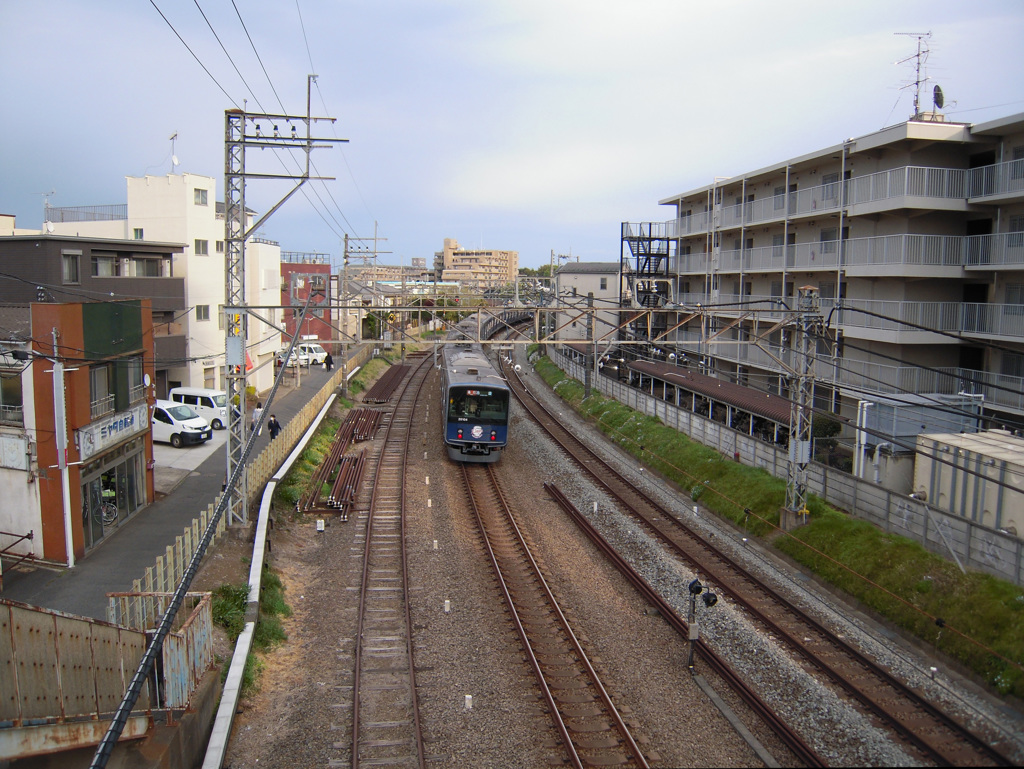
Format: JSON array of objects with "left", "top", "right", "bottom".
[
  {"left": 152, "top": 399, "right": 212, "bottom": 448},
  {"left": 168, "top": 387, "right": 229, "bottom": 429},
  {"left": 296, "top": 342, "right": 328, "bottom": 365}
]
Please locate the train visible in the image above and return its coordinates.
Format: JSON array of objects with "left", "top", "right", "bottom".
[{"left": 440, "top": 317, "right": 511, "bottom": 463}]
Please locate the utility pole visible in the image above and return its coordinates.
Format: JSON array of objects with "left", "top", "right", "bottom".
[
  {"left": 224, "top": 75, "right": 346, "bottom": 524},
  {"left": 781, "top": 286, "right": 821, "bottom": 530}
]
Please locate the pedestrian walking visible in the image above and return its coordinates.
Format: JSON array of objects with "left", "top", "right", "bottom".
[
  {"left": 251, "top": 401, "right": 264, "bottom": 435},
  {"left": 324, "top": 351, "right": 334, "bottom": 371},
  {"left": 267, "top": 414, "right": 281, "bottom": 440}
]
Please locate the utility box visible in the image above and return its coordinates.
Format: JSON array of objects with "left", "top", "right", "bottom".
[{"left": 914, "top": 430, "right": 1024, "bottom": 536}]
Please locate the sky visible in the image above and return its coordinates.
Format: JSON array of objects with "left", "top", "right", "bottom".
[{"left": 2, "top": 1, "right": 1023, "bottom": 270}]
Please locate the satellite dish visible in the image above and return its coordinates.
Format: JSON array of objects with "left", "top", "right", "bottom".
[
  {"left": 172, "top": 155, "right": 179, "bottom": 167},
  {"left": 933, "top": 85, "right": 944, "bottom": 110},
  {"left": 45, "top": 221, "right": 54, "bottom": 233}
]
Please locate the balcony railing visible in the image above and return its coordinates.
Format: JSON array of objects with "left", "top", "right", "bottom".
[
  {"left": 847, "top": 165, "right": 966, "bottom": 204},
  {"left": 0, "top": 404, "right": 24, "bottom": 425},
  {"left": 964, "top": 233, "right": 1024, "bottom": 267},
  {"left": 90, "top": 393, "right": 115, "bottom": 420},
  {"left": 967, "top": 158, "right": 1024, "bottom": 200},
  {"left": 836, "top": 299, "right": 1024, "bottom": 339},
  {"left": 47, "top": 204, "right": 127, "bottom": 223}
]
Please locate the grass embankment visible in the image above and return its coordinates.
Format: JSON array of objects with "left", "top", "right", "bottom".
[
  {"left": 531, "top": 351, "right": 1024, "bottom": 699},
  {"left": 211, "top": 567, "right": 291, "bottom": 697}
]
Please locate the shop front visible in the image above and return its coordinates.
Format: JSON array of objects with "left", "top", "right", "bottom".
[{"left": 76, "top": 405, "right": 150, "bottom": 551}]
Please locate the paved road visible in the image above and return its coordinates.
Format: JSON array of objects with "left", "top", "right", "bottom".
[{"left": 2, "top": 364, "right": 335, "bottom": 620}]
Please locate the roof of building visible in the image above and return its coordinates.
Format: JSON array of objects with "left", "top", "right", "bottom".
[
  {"left": 627, "top": 359, "right": 793, "bottom": 424},
  {"left": 917, "top": 429, "right": 1024, "bottom": 465},
  {"left": 557, "top": 262, "right": 619, "bottom": 274}
]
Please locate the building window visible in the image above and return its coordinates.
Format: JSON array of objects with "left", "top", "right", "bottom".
[
  {"left": 90, "top": 364, "right": 114, "bottom": 419},
  {"left": 773, "top": 185, "right": 786, "bottom": 210},
  {"left": 218, "top": 304, "right": 225, "bottom": 330},
  {"left": 216, "top": 240, "right": 224, "bottom": 253},
  {"left": 133, "top": 228, "right": 144, "bottom": 240},
  {"left": 821, "top": 172, "right": 840, "bottom": 200},
  {"left": 91, "top": 255, "right": 118, "bottom": 277},
  {"left": 1009, "top": 215, "right": 1024, "bottom": 249},
  {"left": 0, "top": 369, "right": 23, "bottom": 424},
  {"left": 1006, "top": 283, "right": 1024, "bottom": 315},
  {"left": 1003, "top": 351, "right": 1024, "bottom": 379},
  {"left": 194, "top": 239, "right": 209, "bottom": 255},
  {"left": 820, "top": 227, "right": 838, "bottom": 254},
  {"left": 196, "top": 305, "right": 210, "bottom": 322},
  {"left": 126, "top": 356, "right": 145, "bottom": 403},
  {"left": 600, "top": 277, "right": 608, "bottom": 291},
  {"left": 62, "top": 251, "right": 81, "bottom": 284},
  {"left": 194, "top": 188, "right": 208, "bottom": 206}
]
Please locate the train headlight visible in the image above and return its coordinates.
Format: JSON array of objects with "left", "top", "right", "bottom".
[{"left": 457, "top": 429, "right": 463, "bottom": 439}]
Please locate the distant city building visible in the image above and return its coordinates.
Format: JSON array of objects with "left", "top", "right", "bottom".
[
  {"left": 434, "top": 238, "right": 518, "bottom": 290},
  {"left": 280, "top": 257, "right": 333, "bottom": 345}
]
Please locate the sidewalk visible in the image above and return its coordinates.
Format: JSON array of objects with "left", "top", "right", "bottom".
[{"left": 1, "top": 365, "right": 334, "bottom": 620}]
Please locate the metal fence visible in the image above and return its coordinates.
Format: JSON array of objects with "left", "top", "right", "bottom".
[
  {"left": 554, "top": 351, "right": 1024, "bottom": 587},
  {"left": 1, "top": 589, "right": 212, "bottom": 733}
]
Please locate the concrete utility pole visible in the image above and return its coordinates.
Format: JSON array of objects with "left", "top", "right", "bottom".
[
  {"left": 782, "top": 286, "right": 821, "bottom": 530},
  {"left": 224, "top": 75, "right": 346, "bottom": 524}
]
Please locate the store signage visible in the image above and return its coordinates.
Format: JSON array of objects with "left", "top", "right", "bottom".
[{"left": 78, "top": 403, "right": 149, "bottom": 461}]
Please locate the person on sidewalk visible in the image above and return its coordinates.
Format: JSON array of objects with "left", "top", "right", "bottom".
[
  {"left": 324, "top": 351, "right": 334, "bottom": 371},
  {"left": 267, "top": 414, "right": 281, "bottom": 440},
  {"left": 251, "top": 402, "right": 264, "bottom": 435}
]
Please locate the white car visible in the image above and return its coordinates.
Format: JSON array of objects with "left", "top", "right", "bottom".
[
  {"left": 296, "top": 342, "right": 328, "bottom": 365},
  {"left": 277, "top": 347, "right": 310, "bottom": 367},
  {"left": 151, "top": 399, "right": 213, "bottom": 448}
]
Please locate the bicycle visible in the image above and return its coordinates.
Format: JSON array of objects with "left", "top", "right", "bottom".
[{"left": 95, "top": 501, "right": 118, "bottom": 526}]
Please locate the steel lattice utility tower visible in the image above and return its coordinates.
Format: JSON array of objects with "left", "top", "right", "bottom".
[
  {"left": 224, "top": 75, "right": 346, "bottom": 524},
  {"left": 782, "top": 286, "right": 821, "bottom": 530}
]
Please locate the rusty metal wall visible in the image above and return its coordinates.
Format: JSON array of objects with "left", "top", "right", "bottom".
[{"left": 1, "top": 592, "right": 211, "bottom": 729}]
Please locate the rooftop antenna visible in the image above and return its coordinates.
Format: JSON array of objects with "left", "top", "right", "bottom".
[
  {"left": 38, "top": 189, "right": 55, "bottom": 231},
  {"left": 894, "top": 31, "right": 932, "bottom": 119},
  {"left": 169, "top": 131, "right": 179, "bottom": 172}
]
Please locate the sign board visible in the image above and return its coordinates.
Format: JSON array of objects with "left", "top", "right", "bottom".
[{"left": 78, "top": 403, "right": 149, "bottom": 461}]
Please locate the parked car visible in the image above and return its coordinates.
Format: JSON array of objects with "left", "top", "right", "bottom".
[
  {"left": 296, "top": 342, "right": 328, "bottom": 365},
  {"left": 276, "top": 347, "right": 310, "bottom": 367},
  {"left": 168, "top": 387, "right": 229, "bottom": 429},
  {"left": 151, "top": 399, "right": 213, "bottom": 448}
]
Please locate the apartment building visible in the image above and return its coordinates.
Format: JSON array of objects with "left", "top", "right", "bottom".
[
  {"left": 621, "top": 111, "right": 1024, "bottom": 457},
  {"left": 434, "top": 237, "right": 518, "bottom": 290},
  {"left": 45, "top": 173, "right": 281, "bottom": 394}
]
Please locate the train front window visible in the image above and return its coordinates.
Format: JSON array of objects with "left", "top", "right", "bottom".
[{"left": 448, "top": 387, "right": 509, "bottom": 422}]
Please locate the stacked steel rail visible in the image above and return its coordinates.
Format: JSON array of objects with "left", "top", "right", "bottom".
[
  {"left": 299, "top": 408, "right": 383, "bottom": 518},
  {"left": 362, "top": 364, "right": 411, "bottom": 403}
]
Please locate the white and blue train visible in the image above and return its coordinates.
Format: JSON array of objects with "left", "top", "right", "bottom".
[{"left": 440, "top": 319, "right": 510, "bottom": 463}]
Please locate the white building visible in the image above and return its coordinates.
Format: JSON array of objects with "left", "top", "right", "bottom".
[
  {"left": 47, "top": 173, "right": 281, "bottom": 394},
  {"left": 553, "top": 262, "right": 621, "bottom": 346},
  {"left": 623, "top": 111, "right": 1024, "bottom": 469}
]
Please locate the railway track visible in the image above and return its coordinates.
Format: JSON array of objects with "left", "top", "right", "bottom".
[
  {"left": 505, "top": 355, "right": 1013, "bottom": 767},
  {"left": 460, "top": 462, "right": 649, "bottom": 769},
  {"left": 349, "top": 352, "right": 433, "bottom": 769}
]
